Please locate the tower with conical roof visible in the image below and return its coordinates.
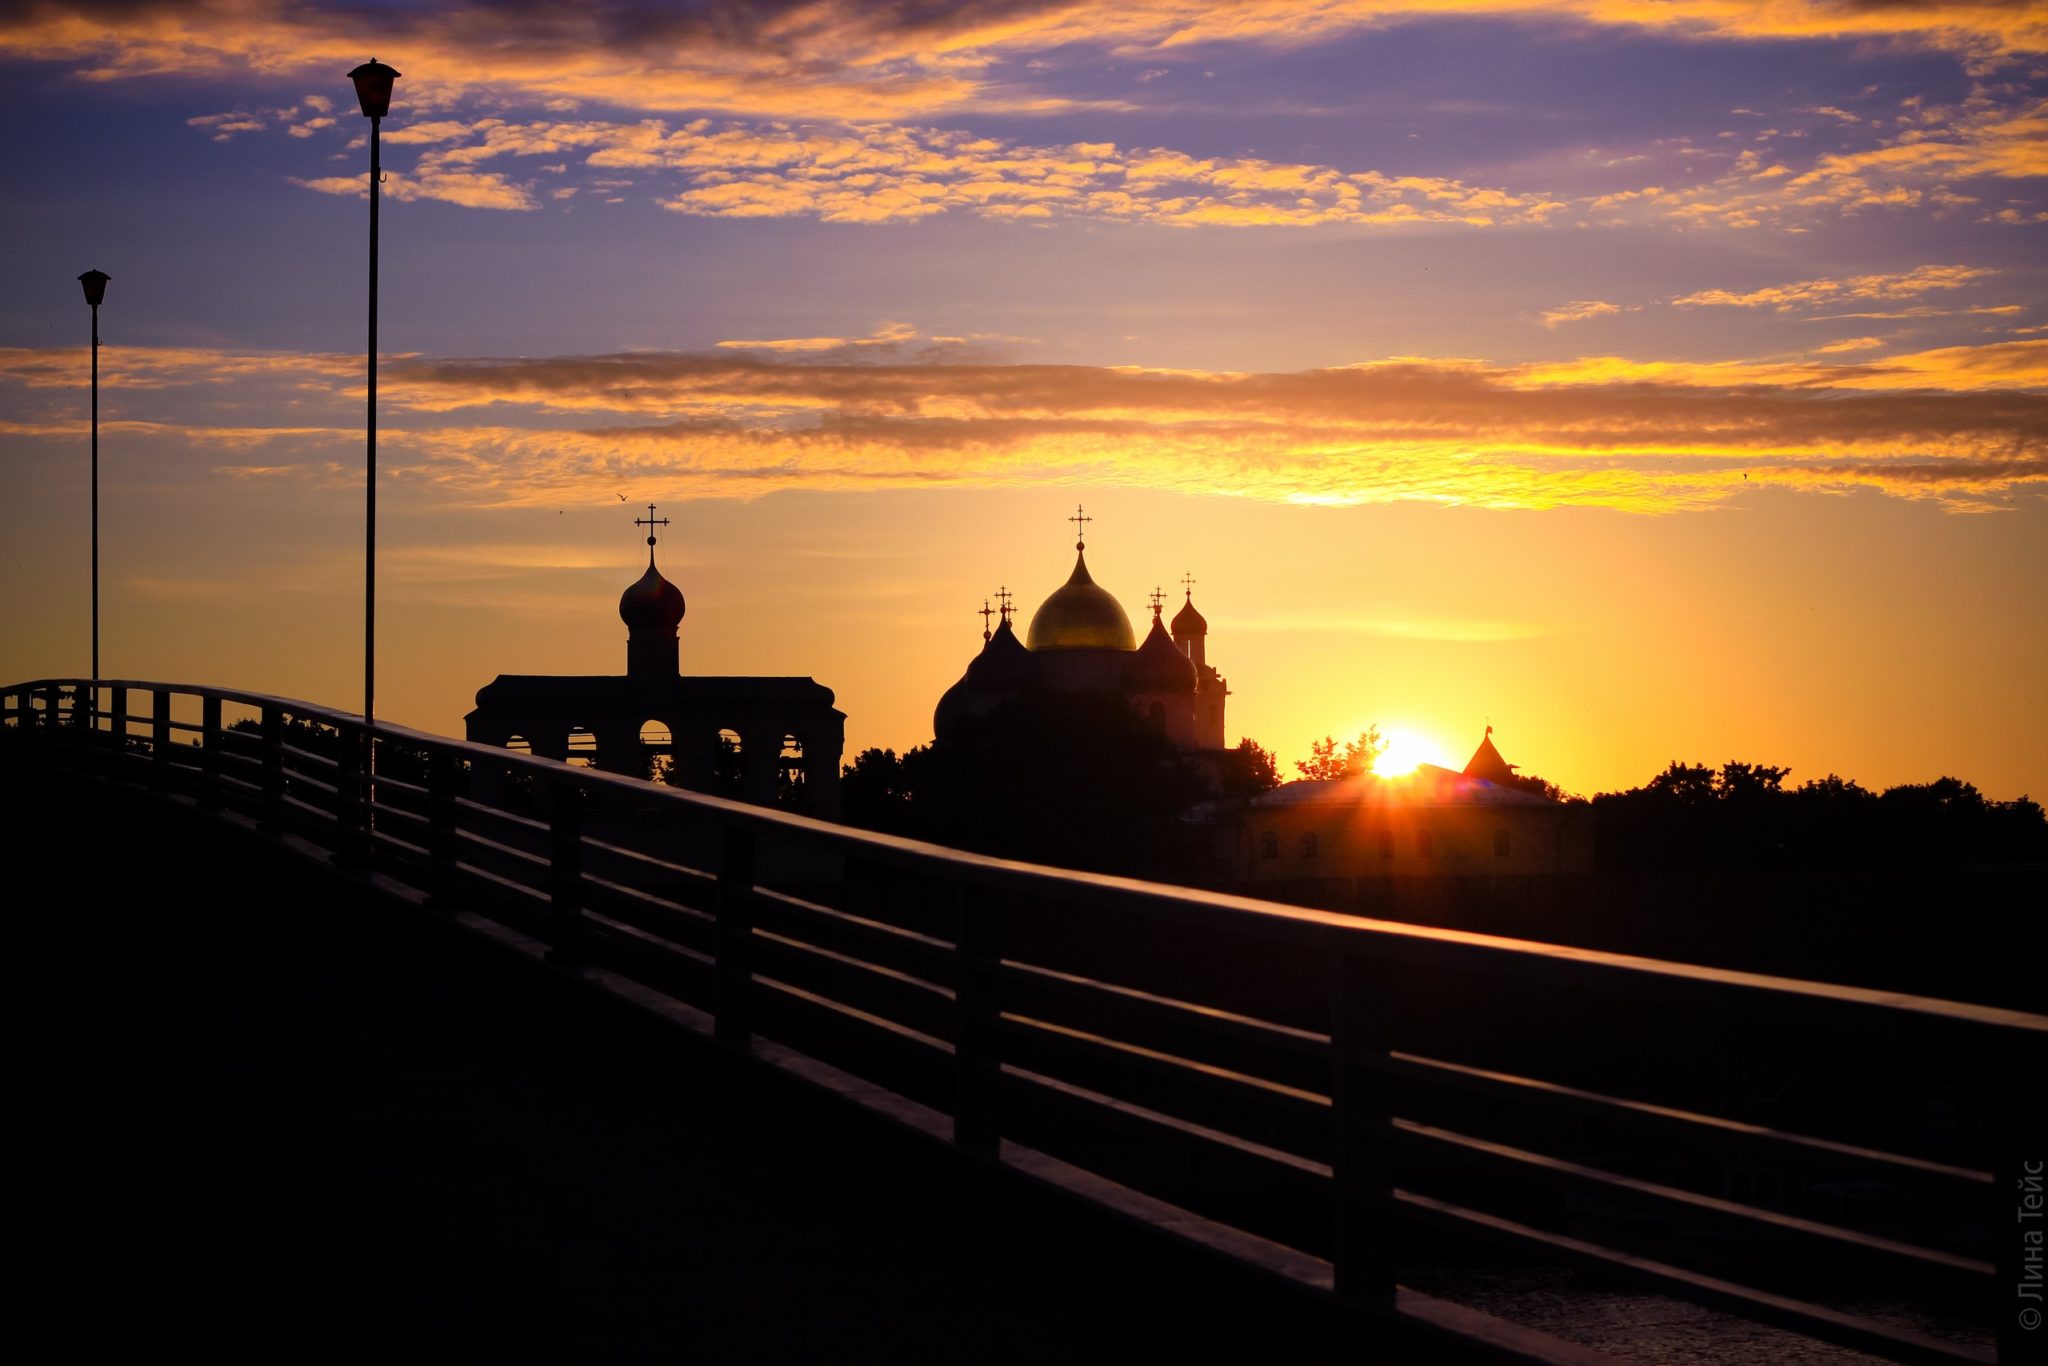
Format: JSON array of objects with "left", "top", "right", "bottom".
[{"left": 1462, "top": 725, "right": 1519, "bottom": 786}]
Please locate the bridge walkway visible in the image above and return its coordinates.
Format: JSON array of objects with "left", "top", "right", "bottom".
[{"left": 7, "top": 774, "right": 1377, "bottom": 1364}]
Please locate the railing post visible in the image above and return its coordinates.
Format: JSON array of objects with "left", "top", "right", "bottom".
[
  {"left": 150, "top": 689, "right": 171, "bottom": 792},
  {"left": 545, "top": 778, "right": 584, "bottom": 963},
  {"left": 260, "top": 705, "right": 286, "bottom": 831},
  {"left": 953, "top": 885, "right": 1004, "bottom": 1155},
  {"left": 106, "top": 686, "right": 128, "bottom": 775},
  {"left": 427, "top": 749, "right": 460, "bottom": 905},
  {"left": 714, "top": 823, "right": 756, "bottom": 1046},
  {"left": 335, "top": 725, "right": 364, "bottom": 867},
  {"left": 1330, "top": 948, "right": 1399, "bottom": 1307},
  {"left": 199, "top": 694, "right": 223, "bottom": 810}
]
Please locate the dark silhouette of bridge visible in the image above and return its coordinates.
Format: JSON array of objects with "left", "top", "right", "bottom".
[{"left": 6, "top": 679, "right": 2042, "bottom": 1364}]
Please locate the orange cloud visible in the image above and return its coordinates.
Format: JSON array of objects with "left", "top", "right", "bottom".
[{"left": 11, "top": 341, "right": 2040, "bottom": 515}]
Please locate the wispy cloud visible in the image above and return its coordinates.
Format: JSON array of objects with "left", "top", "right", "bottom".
[
  {"left": 1671, "top": 264, "right": 1997, "bottom": 311},
  {"left": 1542, "top": 300, "right": 1623, "bottom": 327}
]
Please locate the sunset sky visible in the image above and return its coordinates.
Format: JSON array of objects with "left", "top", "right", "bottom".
[{"left": 2, "top": 0, "right": 2044, "bottom": 799}]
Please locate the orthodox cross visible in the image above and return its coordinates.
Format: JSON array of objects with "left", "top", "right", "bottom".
[
  {"left": 1068, "top": 504, "right": 1092, "bottom": 549},
  {"left": 635, "top": 503, "right": 670, "bottom": 554},
  {"left": 1149, "top": 586, "right": 1165, "bottom": 617},
  {"left": 978, "top": 599, "right": 995, "bottom": 640},
  {"left": 1180, "top": 571, "right": 1197, "bottom": 598},
  {"left": 996, "top": 585, "right": 1014, "bottom": 623}
]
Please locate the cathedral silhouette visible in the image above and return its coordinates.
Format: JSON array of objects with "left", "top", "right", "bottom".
[{"left": 936, "top": 507, "right": 1229, "bottom": 752}]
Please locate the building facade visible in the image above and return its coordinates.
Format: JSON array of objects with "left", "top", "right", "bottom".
[{"left": 1210, "top": 731, "right": 1588, "bottom": 886}]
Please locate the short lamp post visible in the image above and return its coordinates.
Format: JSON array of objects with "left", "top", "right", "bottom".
[
  {"left": 79, "top": 269, "right": 110, "bottom": 715},
  {"left": 349, "top": 58, "right": 399, "bottom": 842}
]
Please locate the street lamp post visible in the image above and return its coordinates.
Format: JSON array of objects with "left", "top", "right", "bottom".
[
  {"left": 349, "top": 58, "right": 399, "bottom": 846},
  {"left": 79, "top": 269, "right": 109, "bottom": 716}
]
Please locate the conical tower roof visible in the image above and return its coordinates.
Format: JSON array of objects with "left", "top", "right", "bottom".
[
  {"left": 1128, "top": 611, "right": 1196, "bottom": 692},
  {"left": 1462, "top": 727, "right": 1518, "bottom": 785}
]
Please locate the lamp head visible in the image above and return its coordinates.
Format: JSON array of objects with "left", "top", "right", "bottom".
[
  {"left": 78, "top": 270, "right": 110, "bottom": 307},
  {"left": 348, "top": 59, "right": 401, "bottom": 118}
]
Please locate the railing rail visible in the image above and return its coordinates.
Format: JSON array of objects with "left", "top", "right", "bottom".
[{"left": 6, "top": 677, "right": 2040, "bottom": 1366}]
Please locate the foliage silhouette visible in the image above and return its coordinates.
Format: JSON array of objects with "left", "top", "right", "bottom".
[
  {"left": 1591, "top": 761, "right": 2046, "bottom": 870},
  {"left": 1295, "top": 728, "right": 1385, "bottom": 781}
]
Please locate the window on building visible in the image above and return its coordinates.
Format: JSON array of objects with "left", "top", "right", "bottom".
[
  {"left": 1300, "top": 832, "right": 1319, "bottom": 859},
  {"left": 639, "top": 719, "right": 672, "bottom": 784},
  {"left": 1259, "top": 831, "right": 1279, "bottom": 860},
  {"left": 566, "top": 726, "right": 598, "bottom": 769},
  {"left": 776, "top": 734, "right": 806, "bottom": 807},
  {"left": 712, "top": 729, "right": 744, "bottom": 797},
  {"left": 1494, "top": 828, "right": 1511, "bottom": 858},
  {"left": 505, "top": 735, "right": 531, "bottom": 754}
]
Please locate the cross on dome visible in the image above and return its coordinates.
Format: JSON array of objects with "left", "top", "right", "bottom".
[
  {"left": 1149, "top": 586, "right": 1166, "bottom": 617},
  {"left": 996, "top": 585, "right": 1014, "bottom": 623},
  {"left": 1181, "top": 571, "right": 1197, "bottom": 598},
  {"left": 1068, "top": 504, "right": 1093, "bottom": 551},
  {"left": 979, "top": 599, "right": 995, "bottom": 641},
  {"left": 635, "top": 503, "right": 670, "bottom": 563}
]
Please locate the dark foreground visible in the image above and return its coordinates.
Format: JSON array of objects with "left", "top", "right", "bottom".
[{"left": 6, "top": 777, "right": 1366, "bottom": 1364}]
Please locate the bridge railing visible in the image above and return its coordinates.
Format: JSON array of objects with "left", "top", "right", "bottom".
[{"left": 7, "top": 678, "right": 2041, "bottom": 1366}]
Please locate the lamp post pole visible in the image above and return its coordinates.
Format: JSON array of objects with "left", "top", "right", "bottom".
[
  {"left": 79, "top": 270, "right": 110, "bottom": 713},
  {"left": 349, "top": 59, "right": 399, "bottom": 848}
]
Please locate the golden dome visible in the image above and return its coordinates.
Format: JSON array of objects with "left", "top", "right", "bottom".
[{"left": 1027, "top": 549, "right": 1135, "bottom": 651}]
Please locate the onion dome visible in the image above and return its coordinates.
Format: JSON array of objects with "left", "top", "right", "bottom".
[
  {"left": 1171, "top": 591, "right": 1207, "bottom": 638},
  {"left": 1027, "top": 548, "right": 1135, "bottom": 651},
  {"left": 619, "top": 557, "right": 685, "bottom": 635},
  {"left": 1128, "top": 611, "right": 1197, "bottom": 692},
  {"left": 935, "top": 618, "right": 1033, "bottom": 738},
  {"left": 973, "top": 616, "right": 1032, "bottom": 683}
]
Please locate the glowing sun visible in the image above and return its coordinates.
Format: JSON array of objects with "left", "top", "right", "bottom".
[{"left": 1375, "top": 728, "right": 1447, "bottom": 778}]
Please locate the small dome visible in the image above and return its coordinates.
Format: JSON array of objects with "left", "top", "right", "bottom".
[
  {"left": 1027, "top": 549, "right": 1135, "bottom": 651},
  {"left": 619, "top": 560, "right": 685, "bottom": 634},
  {"left": 971, "top": 617, "right": 1032, "bottom": 684},
  {"left": 1128, "top": 613, "right": 1197, "bottom": 692},
  {"left": 1171, "top": 592, "right": 1207, "bottom": 638}
]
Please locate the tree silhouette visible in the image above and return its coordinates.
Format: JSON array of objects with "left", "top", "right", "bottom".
[
  {"left": 1218, "top": 737, "right": 1280, "bottom": 798},
  {"left": 1594, "top": 761, "right": 2046, "bottom": 869},
  {"left": 1295, "top": 728, "right": 1385, "bottom": 781}
]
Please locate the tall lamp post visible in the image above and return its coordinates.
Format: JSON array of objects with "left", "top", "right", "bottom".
[
  {"left": 349, "top": 58, "right": 399, "bottom": 834},
  {"left": 79, "top": 269, "right": 109, "bottom": 713}
]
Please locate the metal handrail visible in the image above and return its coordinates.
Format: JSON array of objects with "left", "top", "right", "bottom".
[{"left": 4, "top": 677, "right": 2037, "bottom": 1366}]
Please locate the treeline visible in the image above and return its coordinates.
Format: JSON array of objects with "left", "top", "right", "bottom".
[
  {"left": 1576, "top": 761, "right": 2048, "bottom": 870},
  {"left": 843, "top": 705, "right": 2047, "bottom": 874}
]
